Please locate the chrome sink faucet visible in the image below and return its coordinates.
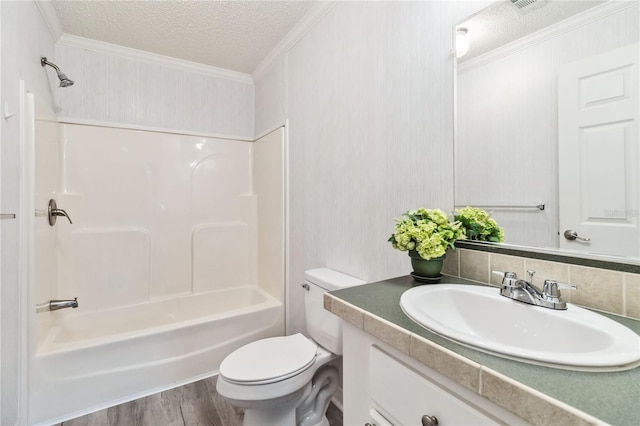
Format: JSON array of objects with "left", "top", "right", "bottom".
[{"left": 492, "top": 270, "right": 576, "bottom": 310}]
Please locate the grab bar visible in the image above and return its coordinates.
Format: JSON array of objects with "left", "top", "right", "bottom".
[
  {"left": 1, "top": 214, "right": 16, "bottom": 219},
  {"left": 455, "top": 204, "right": 545, "bottom": 211}
]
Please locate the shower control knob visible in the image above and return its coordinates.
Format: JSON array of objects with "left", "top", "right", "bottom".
[
  {"left": 421, "top": 415, "right": 439, "bottom": 426},
  {"left": 47, "top": 199, "right": 73, "bottom": 226}
]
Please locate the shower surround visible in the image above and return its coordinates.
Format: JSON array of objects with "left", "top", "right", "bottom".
[{"left": 29, "top": 115, "right": 285, "bottom": 424}]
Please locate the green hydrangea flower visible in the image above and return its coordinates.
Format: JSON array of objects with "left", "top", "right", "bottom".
[
  {"left": 388, "top": 208, "right": 465, "bottom": 260},
  {"left": 454, "top": 206, "right": 504, "bottom": 243}
]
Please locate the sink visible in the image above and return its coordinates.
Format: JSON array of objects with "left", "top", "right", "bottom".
[{"left": 400, "top": 284, "right": 640, "bottom": 371}]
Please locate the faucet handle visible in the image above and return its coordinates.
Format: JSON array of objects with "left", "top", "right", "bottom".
[
  {"left": 542, "top": 280, "right": 577, "bottom": 299},
  {"left": 492, "top": 270, "right": 518, "bottom": 287},
  {"left": 526, "top": 270, "right": 536, "bottom": 282},
  {"left": 492, "top": 270, "right": 516, "bottom": 278}
]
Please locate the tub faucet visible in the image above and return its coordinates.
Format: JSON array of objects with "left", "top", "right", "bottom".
[
  {"left": 36, "top": 298, "right": 79, "bottom": 313},
  {"left": 492, "top": 271, "right": 576, "bottom": 310}
]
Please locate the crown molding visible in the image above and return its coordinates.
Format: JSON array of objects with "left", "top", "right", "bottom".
[
  {"left": 252, "top": 1, "right": 338, "bottom": 80},
  {"left": 57, "top": 34, "right": 254, "bottom": 84},
  {"left": 457, "top": 0, "right": 637, "bottom": 74},
  {"left": 34, "top": 0, "right": 63, "bottom": 41}
]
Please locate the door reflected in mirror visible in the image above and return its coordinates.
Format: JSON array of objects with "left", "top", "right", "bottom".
[{"left": 454, "top": 0, "right": 639, "bottom": 261}]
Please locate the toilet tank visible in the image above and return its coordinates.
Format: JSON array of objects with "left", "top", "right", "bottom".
[{"left": 304, "top": 268, "right": 366, "bottom": 355}]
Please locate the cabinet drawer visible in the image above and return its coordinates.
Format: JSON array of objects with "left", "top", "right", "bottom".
[{"left": 370, "top": 346, "right": 499, "bottom": 426}]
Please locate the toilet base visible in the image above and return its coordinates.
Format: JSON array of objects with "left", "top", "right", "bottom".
[
  {"left": 223, "top": 364, "right": 339, "bottom": 426},
  {"left": 242, "top": 398, "right": 299, "bottom": 426},
  {"left": 296, "top": 365, "right": 339, "bottom": 426},
  {"left": 245, "top": 413, "right": 328, "bottom": 426},
  {"left": 244, "top": 409, "right": 329, "bottom": 426}
]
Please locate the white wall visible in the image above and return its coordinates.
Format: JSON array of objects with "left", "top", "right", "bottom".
[
  {"left": 0, "top": 1, "right": 58, "bottom": 423},
  {"left": 54, "top": 38, "right": 255, "bottom": 139},
  {"left": 456, "top": 3, "right": 639, "bottom": 248},
  {"left": 255, "top": 1, "right": 487, "bottom": 335},
  {"left": 255, "top": 57, "right": 287, "bottom": 136}
]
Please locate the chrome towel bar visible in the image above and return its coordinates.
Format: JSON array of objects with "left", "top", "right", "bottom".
[{"left": 455, "top": 204, "right": 545, "bottom": 211}]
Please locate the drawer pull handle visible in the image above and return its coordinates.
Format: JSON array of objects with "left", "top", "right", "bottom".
[{"left": 421, "top": 415, "right": 439, "bottom": 426}]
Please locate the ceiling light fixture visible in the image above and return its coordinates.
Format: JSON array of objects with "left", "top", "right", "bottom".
[{"left": 456, "top": 28, "right": 470, "bottom": 59}]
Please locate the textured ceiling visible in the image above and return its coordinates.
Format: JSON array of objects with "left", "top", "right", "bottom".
[
  {"left": 51, "top": 0, "right": 316, "bottom": 74},
  {"left": 458, "top": 0, "right": 605, "bottom": 63}
]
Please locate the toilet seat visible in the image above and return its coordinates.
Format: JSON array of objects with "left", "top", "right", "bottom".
[{"left": 219, "top": 334, "right": 318, "bottom": 385}]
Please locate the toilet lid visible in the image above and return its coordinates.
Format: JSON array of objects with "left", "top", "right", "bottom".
[{"left": 220, "top": 333, "right": 318, "bottom": 385}]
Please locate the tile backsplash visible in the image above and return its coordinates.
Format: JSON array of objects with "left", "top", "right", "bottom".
[{"left": 443, "top": 248, "right": 640, "bottom": 320}]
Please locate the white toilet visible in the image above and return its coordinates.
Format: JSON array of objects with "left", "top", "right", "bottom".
[{"left": 216, "top": 268, "right": 365, "bottom": 426}]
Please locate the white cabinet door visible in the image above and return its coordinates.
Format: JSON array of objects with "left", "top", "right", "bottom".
[
  {"left": 558, "top": 43, "right": 639, "bottom": 257},
  {"left": 342, "top": 323, "right": 526, "bottom": 426},
  {"left": 370, "top": 347, "right": 500, "bottom": 426}
]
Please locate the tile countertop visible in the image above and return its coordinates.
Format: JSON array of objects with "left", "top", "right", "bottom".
[{"left": 325, "top": 275, "right": 640, "bottom": 426}]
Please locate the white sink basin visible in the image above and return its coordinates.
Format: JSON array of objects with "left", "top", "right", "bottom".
[{"left": 400, "top": 284, "right": 640, "bottom": 371}]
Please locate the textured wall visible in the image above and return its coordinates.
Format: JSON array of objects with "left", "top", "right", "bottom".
[
  {"left": 254, "top": 1, "right": 492, "bottom": 335},
  {"left": 254, "top": 57, "right": 287, "bottom": 137},
  {"left": 54, "top": 41, "right": 255, "bottom": 138}
]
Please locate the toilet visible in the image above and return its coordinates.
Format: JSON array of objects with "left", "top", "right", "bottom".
[{"left": 216, "top": 268, "right": 366, "bottom": 426}]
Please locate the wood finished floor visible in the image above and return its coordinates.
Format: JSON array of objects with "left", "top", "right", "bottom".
[{"left": 58, "top": 376, "right": 343, "bottom": 426}]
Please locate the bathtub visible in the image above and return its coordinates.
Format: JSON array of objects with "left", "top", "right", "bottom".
[{"left": 29, "top": 286, "right": 283, "bottom": 425}]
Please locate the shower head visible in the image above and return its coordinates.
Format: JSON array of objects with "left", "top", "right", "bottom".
[
  {"left": 41, "top": 57, "right": 74, "bottom": 87},
  {"left": 57, "top": 73, "right": 74, "bottom": 88}
]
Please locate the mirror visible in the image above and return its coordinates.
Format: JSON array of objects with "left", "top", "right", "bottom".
[{"left": 454, "top": 0, "right": 639, "bottom": 262}]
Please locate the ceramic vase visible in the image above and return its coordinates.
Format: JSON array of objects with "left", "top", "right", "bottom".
[{"left": 408, "top": 250, "right": 445, "bottom": 278}]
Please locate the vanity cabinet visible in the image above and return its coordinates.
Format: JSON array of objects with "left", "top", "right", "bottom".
[{"left": 342, "top": 323, "right": 527, "bottom": 426}]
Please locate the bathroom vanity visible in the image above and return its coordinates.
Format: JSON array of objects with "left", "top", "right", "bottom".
[{"left": 325, "top": 275, "right": 640, "bottom": 425}]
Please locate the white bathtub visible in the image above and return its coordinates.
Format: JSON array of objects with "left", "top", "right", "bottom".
[{"left": 29, "top": 286, "right": 283, "bottom": 425}]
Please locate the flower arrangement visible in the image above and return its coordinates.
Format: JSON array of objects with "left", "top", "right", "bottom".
[
  {"left": 388, "top": 208, "right": 465, "bottom": 260},
  {"left": 454, "top": 206, "right": 504, "bottom": 243}
]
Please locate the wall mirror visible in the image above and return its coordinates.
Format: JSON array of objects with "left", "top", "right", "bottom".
[{"left": 454, "top": 0, "right": 639, "bottom": 264}]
